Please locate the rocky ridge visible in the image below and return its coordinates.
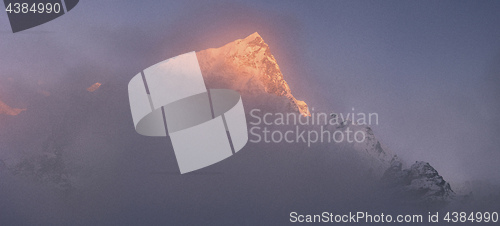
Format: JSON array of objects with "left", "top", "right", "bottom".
[{"left": 382, "top": 156, "right": 455, "bottom": 203}]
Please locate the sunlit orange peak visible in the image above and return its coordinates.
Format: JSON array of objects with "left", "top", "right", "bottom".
[
  {"left": 0, "top": 100, "right": 26, "bottom": 116},
  {"left": 87, "top": 83, "right": 102, "bottom": 92}
]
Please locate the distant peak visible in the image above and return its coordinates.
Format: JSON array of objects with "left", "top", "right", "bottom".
[
  {"left": 239, "top": 32, "right": 266, "bottom": 48},
  {"left": 0, "top": 99, "right": 26, "bottom": 116},
  {"left": 87, "top": 83, "right": 102, "bottom": 92},
  {"left": 246, "top": 32, "right": 261, "bottom": 39}
]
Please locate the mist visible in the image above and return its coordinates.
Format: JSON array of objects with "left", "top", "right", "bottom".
[{"left": 1, "top": 0, "right": 500, "bottom": 225}]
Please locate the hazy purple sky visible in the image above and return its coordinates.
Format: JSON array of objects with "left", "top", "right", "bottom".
[
  {"left": 1, "top": 0, "right": 499, "bottom": 184},
  {"left": 2, "top": 1, "right": 500, "bottom": 225}
]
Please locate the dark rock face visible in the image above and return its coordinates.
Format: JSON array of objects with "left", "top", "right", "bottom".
[{"left": 382, "top": 156, "right": 455, "bottom": 204}]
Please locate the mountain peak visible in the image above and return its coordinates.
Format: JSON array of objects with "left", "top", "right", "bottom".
[
  {"left": 87, "top": 82, "right": 102, "bottom": 92},
  {"left": 382, "top": 160, "right": 455, "bottom": 203},
  {"left": 197, "top": 32, "right": 310, "bottom": 116},
  {"left": 0, "top": 99, "right": 26, "bottom": 116},
  {"left": 245, "top": 32, "right": 261, "bottom": 40}
]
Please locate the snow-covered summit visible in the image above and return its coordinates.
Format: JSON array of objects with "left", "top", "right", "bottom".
[
  {"left": 382, "top": 157, "right": 455, "bottom": 203},
  {"left": 197, "top": 32, "right": 310, "bottom": 116}
]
